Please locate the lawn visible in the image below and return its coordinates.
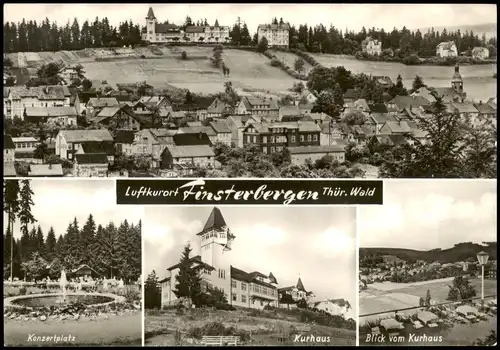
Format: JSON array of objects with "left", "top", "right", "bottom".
[
  {"left": 145, "top": 308, "right": 356, "bottom": 346},
  {"left": 7, "top": 46, "right": 298, "bottom": 95},
  {"left": 269, "top": 49, "right": 314, "bottom": 75}
]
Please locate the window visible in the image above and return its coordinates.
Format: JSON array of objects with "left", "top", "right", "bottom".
[
  {"left": 263, "top": 147, "right": 267, "bottom": 154},
  {"left": 247, "top": 135, "right": 251, "bottom": 143},
  {"left": 218, "top": 269, "right": 226, "bottom": 279},
  {"left": 262, "top": 136, "right": 267, "bottom": 143},
  {"left": 232, "top": 293, "right": 237, "bottom": 301},
  {"left": 241, "top": 283, "right": 247, "bottom": 291},
  {"left": 313, "top": 134, "right": 318, "bottom": 141},
  {"left": 241, "top": 295, "right": 247, "bottom": 303},
  {"left": 232, "top": 280, "right": 237, "bottom": 288},
  {"left": 271, "top": 147, "right": 275, "bottom": 153},
  {"left": 307, "top": 134, "right": 312, "bottom": 141},
  {"left": 270, "top": 136, "right": 274, "bottom": 143},
  {"left": 149, "top": 31, "right": 153, "bottom": 34},
  {"left": 253, "top": 136, "right": 257, "bottom": 143},
  {"left": 300, "top": 135, "right": 304, "bottom": 142},
  {"left": 207, "top": 157, "right": 211, "bottom": 160}
]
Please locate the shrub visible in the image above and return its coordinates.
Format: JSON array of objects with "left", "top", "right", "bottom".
[
  {"left": 19, "top": 286, "right": 27, "bottom": 295},
  {"left": 140, "top": 55, "right": 146, "bottom": 59},
  {"left": 270, "top": 58, "right": 281, "bottom": 67},
  {"left": 215, "top": 303, "right": 236, "bottom": 311}
]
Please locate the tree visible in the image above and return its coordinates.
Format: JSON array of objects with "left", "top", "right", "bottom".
[
  {"left": 257, "top": 36, "right": 268, "bottom": 53},
  {"left": 21, "top": 251, "right": 48, "bottom": 282},
  {"left": 461, "top": 121, "right": 497, "bottom": 178},
  {"left": 145, "top": 270, "right": 162, "bottom": 309},
  {"left": 297, "top": 298, "right": 308, "bottom": 309},
  {"left": 279, "top": 293, "right": 296, "bottom": 310},
  {"left": 33, "top": 142, "right": 51, "bottom": 162},
  {"left": 412, "top": 75, "right": 426, "bottom": 92},
  {"left": 45, "top": 227, "right": 57, "bottom": 261},
  {"left": 172, "top": 243, "right": 202, "bottom": 307},
  {"left": 3, "top": 180, "right": 20, "bottom": 280},
  {"left": 343, "top": 110, "right": 367, "bottom": 125},
  {"left": 294, "top": 57, "right": 305, "bottom": 73},
  {"left": 447, "top": 275, "right": 477, "bottom": 301},
  {"left": 18, "top": 180, "right": 37, "bottom": 247},
  {"left": 312, "top": 89, "right": 342, "bottom": 118}
]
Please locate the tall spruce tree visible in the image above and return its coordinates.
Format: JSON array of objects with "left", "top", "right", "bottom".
[
  {"left": 45, "top": 227, "right": 57, "bottom": 261},
  {"left": 3, "top": 180, "right": 20, "bottom": 280},
  {"left": 173, "top": 243, "right": 202, "bottom": 307}
]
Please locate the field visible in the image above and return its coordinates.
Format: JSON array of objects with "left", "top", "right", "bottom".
[
  {"left": 309, "top": 53, "right": 497, "bottom": 102},
  {"left": 269, "top": 49, "right": 315, "bottom": 74},
  {"left": 6, "top": 46, "right": 299, "bottom": 95},
  {"left": 145, "top": 308, "right": 356, "bottom": 346}
]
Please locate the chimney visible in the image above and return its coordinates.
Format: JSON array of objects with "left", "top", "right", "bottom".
[{"left": 479, "top": 100, "right": 483, "bottom": 105}]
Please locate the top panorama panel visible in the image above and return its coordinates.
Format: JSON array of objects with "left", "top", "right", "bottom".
[{"left": 3, "top": 3, "right": 497, "bottom": 179}]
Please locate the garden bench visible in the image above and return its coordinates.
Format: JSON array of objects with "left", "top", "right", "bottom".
[{"left": 201, "top": 336, "right": 239, "bottom": 346}]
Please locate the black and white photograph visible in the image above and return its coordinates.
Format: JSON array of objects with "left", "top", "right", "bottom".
[
  {"left": 143, "top": 206, "right": 356, "bottom": 346},
  {"left": 3, "top": 4, "right": 496, "bottom": 179},
  {"left": 3, "top": 179, "right": 143, "bottom": 346},
  {"left": 358, "top": 180, "right": 497, "bottom": 346}
]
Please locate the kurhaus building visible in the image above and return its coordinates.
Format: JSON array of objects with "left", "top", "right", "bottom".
[
  {"left": 142, "top": 7, "right": 230, "bottom": 44},
  {"left": 160, "top": 208, "right": 311, "bottom": 310}
]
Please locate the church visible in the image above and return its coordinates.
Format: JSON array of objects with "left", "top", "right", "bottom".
[{"left": 159, "top": 207, "right": 301, "bottom": 310}]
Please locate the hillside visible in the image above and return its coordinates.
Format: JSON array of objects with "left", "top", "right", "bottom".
[
  {"left": 5, "top": 46, "right": 298, "bottom": 95},
  {"left": 360, "top": 242, "right": 497, "bottom": 263},
  {"left": 415, "top": 22, "right": 497, "bottom": 39}
]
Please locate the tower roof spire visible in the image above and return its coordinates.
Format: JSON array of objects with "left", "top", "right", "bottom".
[
  {"left": 146, "top": 7, "right": 156, "bottom": 20},
  {"left": 198, "top": 207, "right": 227, "bottom": 235}
]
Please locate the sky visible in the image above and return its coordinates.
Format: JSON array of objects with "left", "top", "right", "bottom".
[
  {"left": 3, "top": 179, "right": 144, "bottom": 240},
  {"left": 144, "top": 205, "right": 357, "bottom": 314},
  {"left": 359, "top": 180, "right": 497, "bottom": 250},
  {"left": 3, "top": 4, "right": 497, "bottom": 35}
]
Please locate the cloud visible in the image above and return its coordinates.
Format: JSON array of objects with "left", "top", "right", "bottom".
[
  {"left": 360, "top": 181, "right": 497, "bottom": 250},
  {"left": 312, "top": 227, "right": 355, "bottom": 259}
]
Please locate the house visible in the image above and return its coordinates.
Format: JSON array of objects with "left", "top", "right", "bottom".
[
  {"left": 312, "top": 299, "right": 351, "bottom": 317},
  {"left": 4, "top": 135, "right": 16, "bottom": 163},
  {"left": 4, "top": 85, "right": 72, "bottom": 119},
  {"left": 278, "top": 278, "right": 314, "bottom": 305},
  {"left": 172, "top": 96, "right": 214, "bottom": 121},
  {"left": 298, "top": 103, "right": 314, "bottom": 114},
  {"left": 369, "top": 113, "right": 398, "bottom": 133},
  {"left": 75, "top": 91, "right": 99, "bottom": 115},
  {"left": 375, "top": 134, "right": 408, "bottom": 147},
  {"left": 164, "top": 111, "right": 188, "bottom": 125},
  {"left": 114, "top": 130, "right": 137, "bottom": 155},
  {"left": 11, "top": 136, "right": 42, "bottom": 163},
  {"left": 474, "top": 101, "right": 496, "bottom": 119},
  {"left": 379, "top": 121, "right": 413, "bottom": 135},
  {"left": 436, "top": 41, "right": 458, "bottom": 57},
  {"left": 202, "top": 20, "right": 231, "bottom": 44},
  {"left": 320, "top": 123, "right": 344, "bottom": 146},
  {"left": 288, "top": 145, "right": 345, "bottom": 165},
  {"left": 4, "top": 162, "right": 17, "bottom": 177},
  {"left": 160, "top": 208, "right": 279, "bottom": 309},
  {"left": 28, "top": 163, "right": 64, "bottom": 177},
  {"left": 362, "top": 37, "right": 382, "bottom": 56},
  {"left": 373, "top": 76, "right": 394, "bottom": 91},
  {"left": 236, "top": 96, "right": 279, "bottom": 115},
  {"left": 86, "top": 97, "right": 120, "bottom": 116},
  {"left": 302, "top": 112, "right": 332, "bottom": 125},
  {"left": 138, "top": 95, "right": 172, "bottom": 111},
  {"left": 60, "top": 65, "right": 80, "bottom": 83},
  {"left": 24, "top": 106, "right": 78, "bottom": 126},
  {"left": 225, "top": 115, "right": 255, "bottom": 147},
  {"left": 300, "top": 92, "right": 317, "bottom": 104},
  {"left": 177, "top": 126, "right": 218, "bottom": 144},
  {"left": 257, "top": 23, "right": 290, "bottom": 48},
  {"left": 91, "top": 105, "right": 142, "bottom": 130},
  {"left": 279, "top": 106, "right": 302, "bottom": 121},
  {"left": 55, "top": 129, "right": 114, "bottom": 161},
  {"left": 387, "top": 96, "right": 430, "bottom": 112},
  {"left": 242, "top": 121, "right": 321, "bottom": 155},
  {"left": 472, "top": 47, "right": 490, "bottom": 60},
  {"left": 131, "top": 128, "right": 176, "bottom": 167},
  {"left": 185, "top": 25, "right": 206, "bottom": 43},
  {"left": 209, "top": 121, "right": 232, "bottom": 146},
  {"left": 487, "top": 97, "right": 497, "bottom": 110},
  {"left": 449, "top": 102, "right": 481, "bottom": 125},
  {"left": 160, "top": 145, "right": 215, "bottom": 170},
  {"left": 75, "top": 142, "right": 115, "bottom": 164},
  {"left": 207, "top": 98, "right": 234, "bottom": 119},
  {"left": 74, "top": 154, "right": 109, "bottom": 177}
]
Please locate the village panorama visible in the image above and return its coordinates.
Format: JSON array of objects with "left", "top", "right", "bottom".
[{"left": 3, "top": 5, "right": 497, "bottom": 178}]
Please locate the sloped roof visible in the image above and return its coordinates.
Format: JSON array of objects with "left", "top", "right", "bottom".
[
  {"left": 61, "top": 129, "right": 114, "bottom": 143},
  {"left": 383, "top": 121, "right": 412, "bottom": 133},
  {"left": 24, "top": 106, "right": 78, "bottom": 118},
  {"left": 289, "top": 145, "right": 345, "bottom": 154},
  {"left": 186, "top": 26, "right": 206, "bottom": 33},
  {"left": 209, "top": 121, "right": 231, "bottom": 133},
  {"left": 436, "top": 41, "right": 457, "bottom": 50},
  {"left": 369, "top": 103, "right": 389, "bottom": 114},
  {"left": 87, "top": 97, "right": 119, "bottom": 108},
  {"left": 230, "top": 266, "right": 278, "bottom": 289},
  {"left": 269, "top": 272, "right": 278, "bottom": 284},
  {"left": 81, "top": 142, "right": 115, "bottom": 155},
  {"left": 75, "top": 153, "right": 109, "bottom": 164},
  {"left": 9, "top": 85, "right": 71, "bottom": 100},
  {"left": 4, "top": 135, "right": 15, "bottom": 149},
  {"left": 167, "top": 255, "right": 215, "bottom": 272},
  {"left": 178, "top": 126, "right": 217, "bottom": 137},
  {"left": 257, "top": 23, "right": 291, "bottom": 31},
  {"left": 155, "top": 23, "right": 181, "bottom": 33},
  {"left": 96, "top": 106, "right": 121, "bottom": 118},
  {"left": 389, "top": 96, "right": 430, "bottom": 110},
  {"left": 164, "top": 144, "right": 214, "bottom": 158},
  {"left": 200, "top": 207, "right": 227, "bottom": 234},
  {"left": 280, "top": 105, "right": 301, "bottom": 116},
  {"left": 296, "top": 278, "right": 306, "bottom": 292},
  {"left": 3, "top": 162, "right": 17, "bottom": 177},
  {"left": 173, "top": 132, "right": 212, "bottom": 146},
  {"left": 146, "top": 7, "right": 155, "bottom": 19},
  {"left": 474, "top": 102, "right": 496, "bottom": 114}
]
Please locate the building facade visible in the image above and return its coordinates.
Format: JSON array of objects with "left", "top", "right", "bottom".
[
  {"left": 362, "top": 37, "right": 382, "bottom": 56},
  {"left": 160, "top": 207, "right": 279, "bottom": 310},
  {"left": 257, "top": 23, "right": 290, "bottom": 48},
  {"left": 4, "top": 86, "right": 72, "bottom": 119},
  {"left": 436, "top": 41, "right": 458, "bottom": 57}
]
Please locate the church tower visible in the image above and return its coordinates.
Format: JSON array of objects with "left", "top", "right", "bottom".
[
  {"left": 451, "top": 63, "right": 464, "bottom": 93},
  {"left": 197, "top": 207, "right": 235, "bottom": 297},
  {"left": 146, "top": 7, "right": 157, "bottom": 41}
]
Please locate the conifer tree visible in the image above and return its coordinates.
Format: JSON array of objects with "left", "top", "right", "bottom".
[{"left": 173, "top": 243, "right": 202, "bottom": 307}]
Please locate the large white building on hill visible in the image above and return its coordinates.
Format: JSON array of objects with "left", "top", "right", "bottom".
[
  {"left": 160, "top": 207, "right": 312, "bottom": 310},
  {"left": 257, "top": 23, "right": 290, "bottom": 48},
  {"left": 142, "top": 7, "right": 230, "bottom": 44}
]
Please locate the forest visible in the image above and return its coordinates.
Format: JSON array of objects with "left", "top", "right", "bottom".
[
  {"left": 3, "top": 15, "right": 496, "bottom": 59},
  {"left": 3, "top": 180, "right": 142, "bottom": 283}
]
